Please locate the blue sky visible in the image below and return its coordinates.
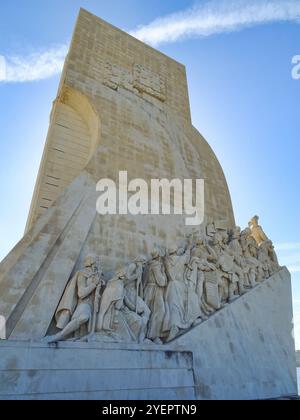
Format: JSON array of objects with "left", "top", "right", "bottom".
[{"left": 0, "top": 0, "right": 299, "bottom": 347}]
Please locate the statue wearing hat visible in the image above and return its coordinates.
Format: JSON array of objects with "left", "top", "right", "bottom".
[
  {"left": 44, "top": 255, "right": 105, "bottom": 343},
  {"left": 163, "top": 239, "right": 200, "bottom": 342},
  {"left": 144, "top": 248, "right": 168, "bottom": 343},
  {"left": 123, "top": 255, "right": 150, "bottom": 342},
  {"left": 96, "top": 267, "right": 127, "bottom": 332}
]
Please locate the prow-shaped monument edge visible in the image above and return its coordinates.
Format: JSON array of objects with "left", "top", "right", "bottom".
[
  {"left": 170, "top": 267, "right": 297, "bottom": 400},
  {"left": 0, "top": 9, "right": 296, "bottom": 401}
]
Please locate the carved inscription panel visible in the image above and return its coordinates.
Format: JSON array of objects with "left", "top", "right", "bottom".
[{"left": 104, "top": 61, "right": 166, "bottom": 102}]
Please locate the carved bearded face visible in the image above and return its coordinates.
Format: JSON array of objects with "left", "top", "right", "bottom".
[
  {"left": 116, "top": 267, "right": 126, "bottom": 279},
  {"left": 135, "top": 255, "right": 147, "bottom": 267},
  {"left": 84, "top": 256, "right": 96, "bottom": 268}
]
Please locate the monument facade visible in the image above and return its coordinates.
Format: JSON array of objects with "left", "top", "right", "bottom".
[{"left": 0, "top": 9, "right": 297, "bottom": 400}]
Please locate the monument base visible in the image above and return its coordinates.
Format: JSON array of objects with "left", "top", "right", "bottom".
[
  {"left": 171, "top": 267, "right": 297, "bottom": 400},
  {"left": 0, "top": 268, "right": 297, "bottom": 400},
  {"left": 0, "top": 341, "right": 195, "bottom": 400}
]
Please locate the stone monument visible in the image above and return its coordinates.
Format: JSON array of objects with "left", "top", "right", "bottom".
[{"left": 0, "top": 9, "right": 297, "bottom": 400}]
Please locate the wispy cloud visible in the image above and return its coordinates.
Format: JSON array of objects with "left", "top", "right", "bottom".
[
  {"left": 2, "top": 0, "right": 300, "bottom": 83},
  {"left": 1, "top": 44, "right": 68, "bottom": 83},
  {"left": 130, "top": 0, "right": 300, "bottom": 46}
]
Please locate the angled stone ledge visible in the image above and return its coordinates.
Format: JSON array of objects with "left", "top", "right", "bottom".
[{"left": 171, "top": 267, "right": 297, "bottom": 400}]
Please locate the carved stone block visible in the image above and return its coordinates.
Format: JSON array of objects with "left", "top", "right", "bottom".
[
  {"left": 133, "top": 64, "right": 166, "bottom": 101},
  {"left": 103, "top": 61, "right": 135, "bottom": 93},
  {"left": 103, "top": 61, "right": 166, "bottom": 102}
]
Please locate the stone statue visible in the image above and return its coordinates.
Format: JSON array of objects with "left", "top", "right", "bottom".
[
  {"left": 213, "top": 231, "right": 246, "bottom": 302},
  {"left": 183, "top": 257, "right": 204, "bottom": 322},
  {"left": 248, "top": 217, "right": 280, "bottom": 277},
  {"left": 185, "top": 256, "right": 209, "bottom": 318},
  {"left": 258, "top": 241, "right": 280, "bottom": 277},
  {"left": 228, "top": 227, "right": 243, "bottom": 256},
  {"left": 229, "top": 227, "right": 258, "bottom": 289},
  {"left": 44, "top": 256, "right": 105, "bottom": 343},
  {"left": 264, "top": 240, "right": 280, "bottom": 273},
  {"left": 43, "top": 218, "right": 282, "bottom": 346},
  {"left": 144, "top": 248, "right": 168, "bottom": 344},
  {"left": 240, "top": 228, "right": 265, "bottom": 284},
  {"left": 126, "top": 255, "right": 147, "bottom": 298},
  {"left": 190, "top": 238, "right": 219, "bottom": 315},
  {"left": 95, "top": 258, "right": 151, "bottom": 343},
  {"left": 96, "top": 267, "right": 126, "bottom": 332},
  {"left": 123, "top": 256, "right": 150, "bottom": 342},
  {"left": 191, "top": 237, "right": 218, "bottom": 263},
  {"left": 163, "top": 241, "right": 202, "bottom": 342},
  {"left": 257, "top": 243, "right": 272, "bottom": 279},
  {"left": 248, "top": 215, "right": 269, "bottom": 246}
]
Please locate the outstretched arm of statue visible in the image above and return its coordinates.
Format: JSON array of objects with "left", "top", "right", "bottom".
[{"left": 78, "top": 276, "right": 97, "bottom": 299}]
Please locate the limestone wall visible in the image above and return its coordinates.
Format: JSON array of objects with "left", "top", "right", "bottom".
[
  {"left": 25, "top": 8, "right": 235, "bottom": 252},
  {"left": 0, "top": 342, "right": 195, "bottom": 400},
  {"left": 25, "top": 88, "right": 100, "bottom": 231}
]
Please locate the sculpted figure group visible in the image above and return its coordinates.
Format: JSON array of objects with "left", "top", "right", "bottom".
[{"left": 45, "top": 216, "right": 280, "bottom": 345}]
